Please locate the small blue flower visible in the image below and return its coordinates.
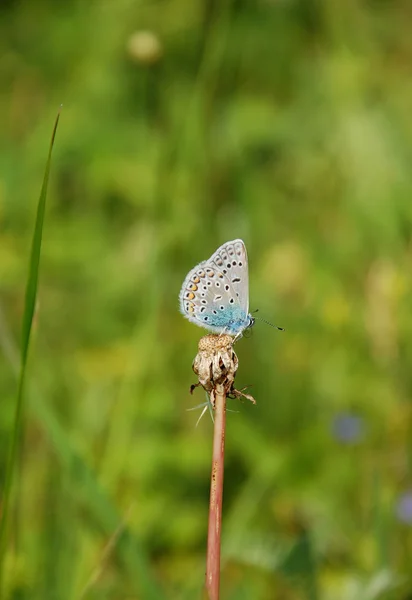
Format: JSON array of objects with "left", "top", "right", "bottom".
[
  {"left": 331, "top": 413, "right": 364, "bottom": 444},
  {"left": 395, "top": 491, "right": 412, "bottom": 525}
]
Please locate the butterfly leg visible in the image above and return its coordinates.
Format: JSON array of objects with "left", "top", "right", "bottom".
[{"left": 233, "top": 331, "right": 243, "bottom": 344}]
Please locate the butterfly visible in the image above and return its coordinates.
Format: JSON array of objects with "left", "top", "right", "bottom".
[{"left": 179, "top": 239, "right": 255, "bottom": 338}]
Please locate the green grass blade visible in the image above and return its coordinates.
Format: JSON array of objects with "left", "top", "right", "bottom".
[
  {"left": 0, "top": 107, "right": 166, "bottom": 598},
  {"left": 0, "top": 108, "right": 61, "bottom": 582},
  {"left": 0, "top": 307, "right": 166, "bottom": 600},
  {"left": 21, "top": 109, "right": 61, "bottom": 363},
  {"left": 280, "top": 531, "right": 319, "bottom": 600}
]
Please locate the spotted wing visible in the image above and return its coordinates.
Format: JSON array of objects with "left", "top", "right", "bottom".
[
  {"left": 208, "top": 239, "right": 249, "bottom": 314},
  {"left": 179, "top": 240, "right": 249, "bottom": 334}
]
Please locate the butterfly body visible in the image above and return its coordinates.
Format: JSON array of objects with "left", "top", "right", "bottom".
[{"left": 179, "top": 239, "right": 254, "bottom": 337}]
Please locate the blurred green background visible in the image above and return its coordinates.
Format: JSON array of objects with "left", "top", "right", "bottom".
[{"left": 1, "top": 0, "right": 412, "bottom": 598}]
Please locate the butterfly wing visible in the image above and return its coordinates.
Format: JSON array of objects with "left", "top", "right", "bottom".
[
  {"left": 208, "top": 239, "right": 249, "bottom": 315},
  {"left": 179, "top": 239, "right": 250, "bottom": 335}
]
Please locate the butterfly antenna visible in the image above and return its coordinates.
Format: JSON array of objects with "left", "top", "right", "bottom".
[{"left": 253, "top": 310, "right": 284, "bottom": 331}]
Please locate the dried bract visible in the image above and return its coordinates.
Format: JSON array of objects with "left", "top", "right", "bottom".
[
  {"left": 192, "top": 334, "right": 255, "bottom": 407},
  {"left": 192, "top": 334, "right": 238, "bottom": 407}
]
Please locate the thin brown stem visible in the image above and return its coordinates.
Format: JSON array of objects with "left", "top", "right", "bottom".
[
  {"left": 191, "top": 334, "right": 240, "bottom": 600},
  {"left": 205, "top": 383, "right": 226, "bottom": 599}
]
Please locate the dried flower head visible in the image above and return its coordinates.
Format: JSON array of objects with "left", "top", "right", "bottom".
[{"left": 191, "top": 334, "right": 255, "bottom": 408}]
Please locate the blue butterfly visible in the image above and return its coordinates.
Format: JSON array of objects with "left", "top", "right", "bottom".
[{"left": 179, "top": 239, "right": 255, "bottom": 337}]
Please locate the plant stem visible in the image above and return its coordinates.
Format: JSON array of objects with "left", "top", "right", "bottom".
[{"left": 205, "top": 384, "right": 226, "bottom": 600}]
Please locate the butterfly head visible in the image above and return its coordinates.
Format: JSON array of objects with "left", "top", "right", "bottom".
[{"left": 247, "top": 314, "right": 255, "bottom": 330}]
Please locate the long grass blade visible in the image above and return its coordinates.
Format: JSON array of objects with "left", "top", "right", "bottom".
[
  {"left": 0, "top": 307, "right": 165, "bottom": 598},
  {"left": 0, "top": 110, "right": 165, "bottom": 597},
  {"left": 0, "top": 108, "right": 61, "bottom": 581}
]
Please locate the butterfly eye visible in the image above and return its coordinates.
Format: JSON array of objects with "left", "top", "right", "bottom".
[
  {"left": 226, "top": 263, "right": 231, "bottom": 269},
  {"left": 229, "top": 298, "right": 234, "bottom": 304},
  {"left": 238, "top": 261, "right": 243, "bottom": 267},
  {"left": 232, "top": 261, "right": 237, "bottom": 266},
  {"left": 220, "top": 306, "right": 224, "bottom": 310}
]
